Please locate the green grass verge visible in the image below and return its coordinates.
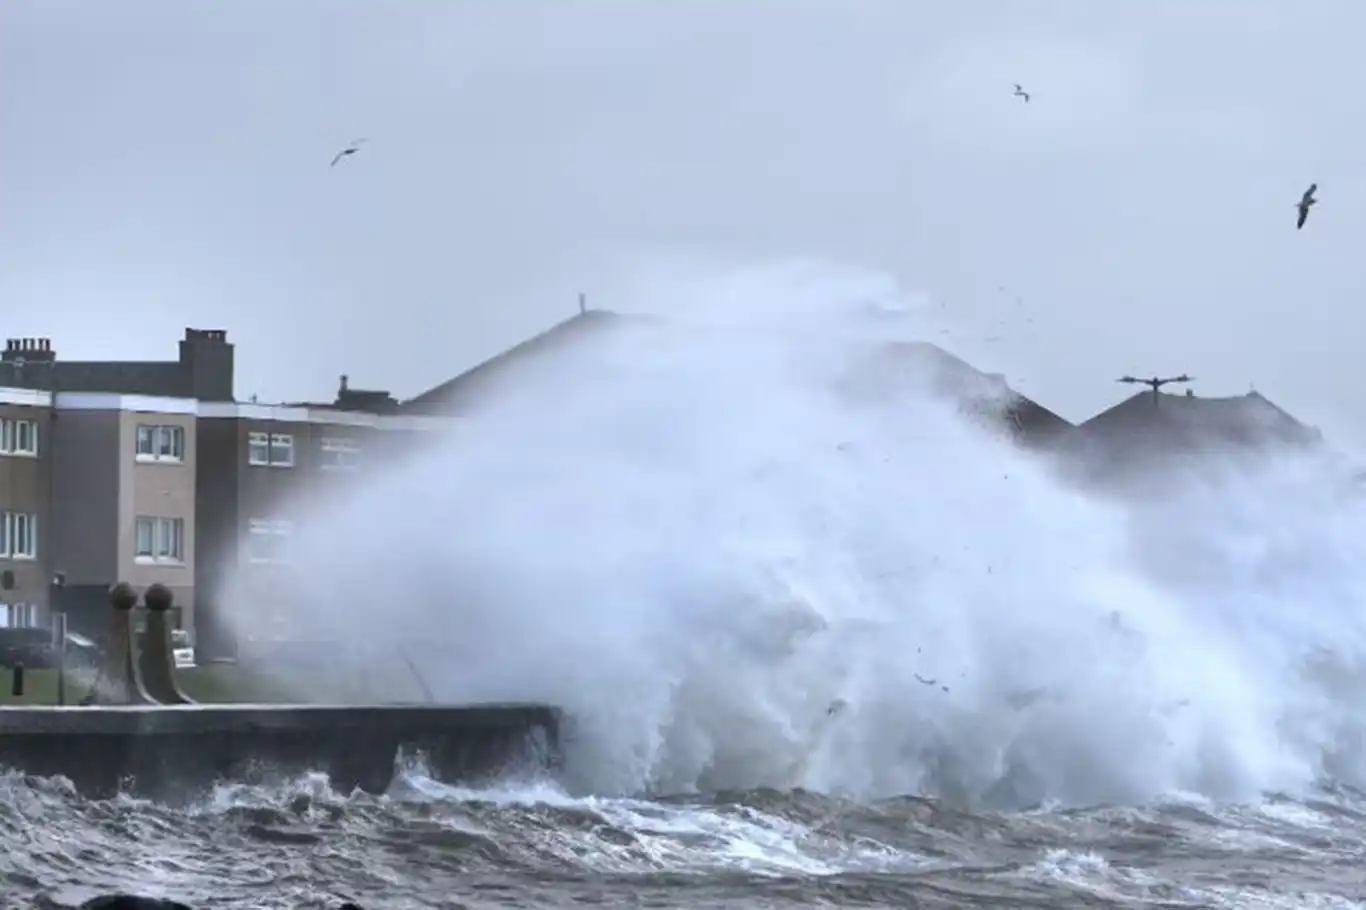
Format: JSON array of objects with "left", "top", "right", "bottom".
[{"left": 0, "top": 663, "right": 305, "bottom": 706}]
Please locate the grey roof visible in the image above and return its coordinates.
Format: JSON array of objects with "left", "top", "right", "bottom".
[
  {"left": 402, "top": 311, "right": 1072, "bottom": 444},
  {"left": 1062, "top": 390, "right": 1322, "bottom": 482},
  {"left": 0, "top": 359, "right": 188, "bottom": 396},
  {"left": 838, "top": 340, "right": 1073, "bottom": 443},
  {"left": 400, "top": 310, "right": 651, "bottom": 414}
]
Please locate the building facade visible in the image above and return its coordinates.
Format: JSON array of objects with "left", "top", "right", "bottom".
[
  {"left": 193, "top": 402, "right": 445, "bottom": 656},
  {"left": 0, "top": 387, "right": 53, "bottom": 629},
  {"left": 0, "top": 329, "right": 450, "bottom": 650}
]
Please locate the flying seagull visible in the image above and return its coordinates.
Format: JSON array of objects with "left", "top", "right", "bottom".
[
  {"left": 1013, "top": 83, "right": 1030, "bottom": 103},
  {"left": 1296, "top": 183, "right": 1318, "bottom": 230},
  {"left": 913, "top": 673, "right": 950, "bottom": 693},
  {"left": 330, "top": 138, "right": 368, "bottom": 168}
]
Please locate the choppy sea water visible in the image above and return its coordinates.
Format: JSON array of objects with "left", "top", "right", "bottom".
[
  {"left": 25, "top": 263, "right": 1366, "bottom": 908},
  {"left": 4, "top": 766, "right": 1366, "bottom": 909}
]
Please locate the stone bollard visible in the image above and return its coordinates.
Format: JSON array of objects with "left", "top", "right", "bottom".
[
  {"left": 86, "top": 582, "right": 154, "bottom": 705},
  {"left": 138, "top": 583, "right": 195, "bottom": 705}
]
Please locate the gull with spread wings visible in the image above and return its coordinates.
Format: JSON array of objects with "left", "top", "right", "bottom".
[
  {"left": 1296, "top": 183, "right": 1318, "bottom": 230},
  {"left": 330, "top": 138, "right": 368, "bottom": 168}
]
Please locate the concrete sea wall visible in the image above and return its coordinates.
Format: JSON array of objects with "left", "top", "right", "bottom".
[{"left": 0, "top": 584, "right": 563, "bottom": 800}]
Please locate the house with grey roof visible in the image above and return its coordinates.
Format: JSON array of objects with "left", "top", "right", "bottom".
[
  {"left": 1057, "top": 386, "right": 1323, "bottom": 491},
  {"left": 402, "top": 310, "right": 1074, "bottom": 447}
]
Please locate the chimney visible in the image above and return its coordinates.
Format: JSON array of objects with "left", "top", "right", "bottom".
[
  {"left": 1, "top": 337, "right": 56, "bottom": 363},
  {"left": 334, "top": 376, "right": 399, "bottom": 413},
  {"left": 179, "top": 327, "right": 234, "bottom": 401}
]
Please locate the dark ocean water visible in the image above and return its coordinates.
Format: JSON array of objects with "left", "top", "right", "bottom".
[{"left": 4, "top": 766, "right": 1366, "bottom": 909}]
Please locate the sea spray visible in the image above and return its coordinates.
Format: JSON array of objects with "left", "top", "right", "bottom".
[{"left": 222, "top": 258, "right": 1366, "bottom": 809}]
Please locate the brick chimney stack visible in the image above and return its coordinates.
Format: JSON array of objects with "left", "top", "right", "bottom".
[
  {"left": 178, "top": 328, "right": 234, "bottom": 401},
  {"left": 1, "top": 338, "right": 56, "bottom": 363}
]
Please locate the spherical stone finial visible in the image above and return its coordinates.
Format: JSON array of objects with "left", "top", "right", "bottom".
[
  {"left": 144, "top": 583, "right": 174, "bottom": 612},
  {"left": 109, "top": 582, "right": 138, "bottom": 612}
]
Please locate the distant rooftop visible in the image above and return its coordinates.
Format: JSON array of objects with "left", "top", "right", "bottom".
[
  {"left": 283, "top": 374, "right": 400, "bottom": 414},
  {"left": 400, "top": 310, "right": 649, "bottom": 415},
  {"left": 1059, "top": 388, "right": 1322, "bottom": 486},
  {"left": 402, "top": 309, "right": 1072, "bottom": 445},
  {"left": 0, "top": 329, "right": 235, "bottom": 401},
  {"left": 1078, "top": 388, "right": 1319, "bottom": 448},
  {"left": 839, "top": 339, "right": 1073, "bottom": 445}
]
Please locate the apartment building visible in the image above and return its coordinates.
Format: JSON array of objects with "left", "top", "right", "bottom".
[
  {"left": 0, "top": 329, "right": 450, "bottom": 649},
  {"left": 0, "top": 329, "right": 235, "bottom": 634},
  {"left": 194, "top": 397, "right": 446, "bottom": 655},
  {"left": 0, "top": 387, "right": 53, "bottom": 629},
  {"left": 50, "top": 394, "right": 198, "bottom": 635}
]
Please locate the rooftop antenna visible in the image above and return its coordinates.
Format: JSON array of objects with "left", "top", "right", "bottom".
[
  {"left": 577, "top": 292, "right": 587, "bottom": 315},
  {"left": 1116, "top": 373, "right": 1192, "bottom": 406}
]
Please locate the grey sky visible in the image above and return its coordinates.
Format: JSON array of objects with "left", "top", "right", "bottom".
[{"left": 4, "top": 1, "right": 1366, "bottom": 433}]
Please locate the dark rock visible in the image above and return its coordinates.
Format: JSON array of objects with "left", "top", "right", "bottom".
[
  {"left": 79, "top": 896, "right": 193, "bottom": 910},
  {"left": 49, "top": 895, "right": 361, "bottom": 910}
]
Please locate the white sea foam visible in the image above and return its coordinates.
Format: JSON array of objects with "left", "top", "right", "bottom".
[{"left": 224, "top": 255, "right": 1366, "bottom": 809}]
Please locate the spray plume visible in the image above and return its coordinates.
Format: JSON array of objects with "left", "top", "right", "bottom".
[{"left": 222, "top": 258, "right": 1366, "bottom": 809}]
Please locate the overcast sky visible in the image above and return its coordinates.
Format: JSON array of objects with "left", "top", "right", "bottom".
[{"left": 4, "top": 1, "right": 1366, "bottom": 432}]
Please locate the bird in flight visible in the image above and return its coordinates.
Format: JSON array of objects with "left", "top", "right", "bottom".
[
  {"left": 330, "top": 138, "right": 368, "bottom": 168},
  {"left": 1013, "top": 83, "right": 1030, "bottom": 103},
  {"left": 1296, "top": 183, "right": 1318, "bottom": 230}
]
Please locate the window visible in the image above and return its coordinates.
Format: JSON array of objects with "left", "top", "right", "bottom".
[
  {"left": 0, "top": 418, "right": 39, "bottom": 457},
  {"left": 0, "top": 512, "right": 37, "bottom": 560},
  {"left": 248, "top": 432, "right": 269, "bottom": 465},
  {"left": 319, "top": 436, "right": 361, "bottom": 470},
  {"left": 246, "top": 518, "right": 293, "bottom": 564},
  {"left": 0, "top": 603, "right": 37, "bottom": 628},
  {"left": 134, "top": 516, "right": 185, "bottom": 563},
  {"left": 135, "top": 424, "right": 185, "bottom": 463},
  {"left": 247, "top": 431, "right": 295, "bottom": 467}
]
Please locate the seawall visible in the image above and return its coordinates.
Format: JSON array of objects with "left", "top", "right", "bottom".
[
  {"left": 0, "top": 583, "right": 565, "bottom": 800},
  {"left": 0, "top": 702, "right": 562, "bottom": 800}
]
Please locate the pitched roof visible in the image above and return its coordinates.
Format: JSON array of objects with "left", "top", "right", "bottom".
[
  {"left": 401, "top": 310, "right": 645, "bottom": 414},
  {"left": 1071, "top": 388, "right": 1320, "bottom": 459},
  {"left": 839, "top": 340, "right": 1073, "bottom": 443},
  {"left": 402, "top": 312, "right": 1073, "bottom": 447}
]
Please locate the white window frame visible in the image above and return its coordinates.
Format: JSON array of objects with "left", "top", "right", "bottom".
[
  {"left": 319, "top": 436, "right": 362, "bottom": 470},
  {"left": 246, "top": 518, "right": 293, "bottom": 564},
  {"left": 0, "top": 511, "right": 37, "bottom": 560},
  {"left": 134, "top": 516, "right": 185, "bottom": 564},
  {"left": 0, "top": 417, "right": 39, "bottom": 457},
  {"left": 247, "top": 431, "right": 295, "bottom": 467},
  {"left": 247, "top": 431, "right": 270, "bottom": 465},
  {"left": 0, "top": 603, "right": 37, "bottom": 628},
  {"left": 134, "top": 424, "right": 185, "bottom": 463},
  {"left": 270, "top": 433, "right": 295, "bottom": 467}
]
